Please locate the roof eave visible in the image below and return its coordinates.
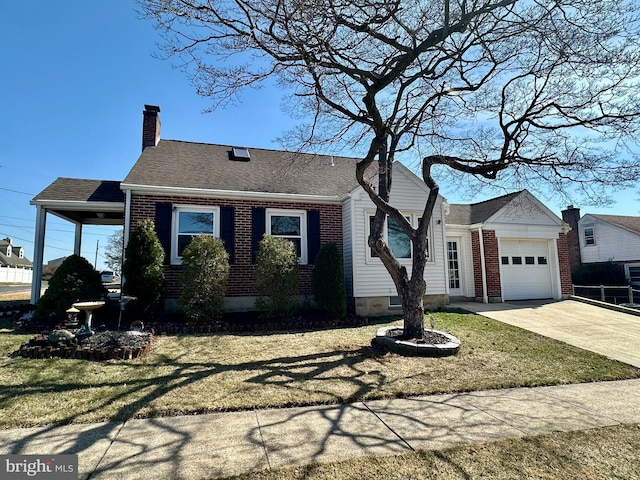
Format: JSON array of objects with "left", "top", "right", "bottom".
[
  {"left": 119, "top": 183, "right": 345, "bottom": 204},
  {"left": 30, "top": 199, "right": 125, "bottom": 211}
]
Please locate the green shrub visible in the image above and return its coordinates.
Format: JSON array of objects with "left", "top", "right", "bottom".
[
  {"left": 313, "top": 242, "right": 346, "bottom": 319},
  {"left": 255, "top": 235, "right": 299, "bottom": 318},
  {"left": 35, "top": 255, "right": 106, "bottom": 324},
  {"left": 572, "top": 262, "right": 626, "bottom": 286},
  {"left": 179, "top": 235, "right": 230, "bottom": 325},
  {"left": 122, "top": 219, "right": 165, "bottom": 317}
]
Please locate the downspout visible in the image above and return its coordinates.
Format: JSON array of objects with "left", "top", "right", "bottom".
[
  {"left": 122, "top": 188, "right": 132, "bottom": 289},
  {"left": 478, "top": 227, "right": 488, "bottom": 303}
]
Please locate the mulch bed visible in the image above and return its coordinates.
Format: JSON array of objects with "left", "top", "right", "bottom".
[
  {"left": 13, "top": 331, "right": 153, "bottom": 360},
  {"left": 147, "top": 313, "right": 371, "bottom": 335}
]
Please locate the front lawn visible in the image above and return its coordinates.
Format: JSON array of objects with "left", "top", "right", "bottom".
[{"left": 1, "top": 311, "right": 639, "bottom": 429}]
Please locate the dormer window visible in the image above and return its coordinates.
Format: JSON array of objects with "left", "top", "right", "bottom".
[
  {"left": 18, "top": 247, "right": 24, "bottom": 259},
  {"left": 5, "top": 246, "right": 10, "bottom": 257}
]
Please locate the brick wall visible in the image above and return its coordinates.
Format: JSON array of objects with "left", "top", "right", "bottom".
[
  {"left": 470, "top": 229, "right": 501, "bottom": 299},
  {"left": 129, "top": 194, "right": 343, "bottom": 299},
  {"left": 557, "top": 233, "right": 573, "bottom": 295},
  {"left": 483, "top": 230, "right": 502, "bottom": 298},
  {"left": 471, "top": 231, "right": 481, "bottom": 298}
]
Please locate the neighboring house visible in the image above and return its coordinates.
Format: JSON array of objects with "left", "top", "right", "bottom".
[
  {"left": 563, "top": 206, "right": 640, "bottom": 286},
  {"left": 30, "top": 105, "right": 573, "bottom": 313},
  {"left": 0, "top": 237, "right": 33, "bottom": 284}
]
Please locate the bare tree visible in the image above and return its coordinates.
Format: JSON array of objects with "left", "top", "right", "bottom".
[
  {"left": 139, "top": 0, "right": 640, "bottom": 338},
  {"left": 104, "top": 229, "right": 124, "bottom": 273}
]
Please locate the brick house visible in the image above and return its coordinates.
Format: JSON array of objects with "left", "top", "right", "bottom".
[{"left": 30, "top": 105, "right": 573, "bottom": 313}]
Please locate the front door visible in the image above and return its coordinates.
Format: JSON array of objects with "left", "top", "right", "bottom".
[{"left": 447, "top": 239, "right": 464, "bottom": 297}]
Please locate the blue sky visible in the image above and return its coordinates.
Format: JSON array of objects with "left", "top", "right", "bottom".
[{"left": 1, "top": 2, "right": 638, "bottom": 271}]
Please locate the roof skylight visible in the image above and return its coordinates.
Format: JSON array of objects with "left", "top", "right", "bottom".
[{"left": 231, "top": 147, "right": 251, "bottom": 161}]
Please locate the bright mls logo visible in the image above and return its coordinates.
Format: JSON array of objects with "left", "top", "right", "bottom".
[{"left": 1, "top": 455, "right": 77, "bottom": 479}]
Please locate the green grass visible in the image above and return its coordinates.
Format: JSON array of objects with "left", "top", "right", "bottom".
[
  {"left": 221, "top": 424, "right": 640, "bottom": 480},
  {"left": 1, "top": 312, "right": 639, "bottom": 429}
]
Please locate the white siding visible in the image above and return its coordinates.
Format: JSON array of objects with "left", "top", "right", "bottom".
[
  {"left": 350, "top": 168, "right": 447, "bottom": 298},
  {"left": 580, "top": 215, "right": 640, "bottom": 263}
]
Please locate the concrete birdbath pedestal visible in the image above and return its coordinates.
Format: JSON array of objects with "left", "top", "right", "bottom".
[{"left": 72, "top": 301, "right": 105, "bottom": 335}]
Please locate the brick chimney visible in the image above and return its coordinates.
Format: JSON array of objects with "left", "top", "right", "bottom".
[
  {"left": 142, "top": 105, "right": 161, "bottom": 151},
  {"left": 561, "top": 205, "right": 582, "bottom": 273}
]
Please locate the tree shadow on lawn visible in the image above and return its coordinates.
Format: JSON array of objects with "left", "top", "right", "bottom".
[
  {"left": 0, "top": 346, "right": 541, "bottom": 479},
  {"left": 0, "top": 344, "right": 400, "bottom": 478}
]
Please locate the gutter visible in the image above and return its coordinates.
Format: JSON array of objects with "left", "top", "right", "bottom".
[{"left": 119, "top": 183, "right": 345, "bottom": 204}]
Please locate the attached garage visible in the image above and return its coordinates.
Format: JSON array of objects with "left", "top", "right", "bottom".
[{"left": 500, "top": 239, "right": 553, "bottom": 300}]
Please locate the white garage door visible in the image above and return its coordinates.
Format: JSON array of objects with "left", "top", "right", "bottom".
[{"left": 500, "top": 239, "right": 553, "bottom": 300}]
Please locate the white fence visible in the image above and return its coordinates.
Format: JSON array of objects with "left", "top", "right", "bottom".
[{"left": 0, "top": 266, "right": 33, "bottom": 284}]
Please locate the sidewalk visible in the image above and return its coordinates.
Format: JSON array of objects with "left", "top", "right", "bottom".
[{"left": 1, "top": 379, "right": 640, "bottom": 479}]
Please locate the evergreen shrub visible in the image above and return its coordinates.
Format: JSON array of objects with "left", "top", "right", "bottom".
[
  {"left": 255, "top": 235, "right": 299, "bottom": 318},
  {"left": 35, "top": 255, "right": 106, "bottom": 324},
  {"left": 313, "top": 242, "right": 346, "bottom": 319},
  {"left": 179, "top": 235, "right": 230, "bottom": 325}
]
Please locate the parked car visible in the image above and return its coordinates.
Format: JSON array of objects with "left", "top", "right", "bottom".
[{"left": 100, "top": 270, "right": 115, "bottom": 283}]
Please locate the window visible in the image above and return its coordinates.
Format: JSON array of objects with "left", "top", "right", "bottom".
[
  {"left": 584, "top": 227, "right": 595, "bottom": 246},
  {"left": 266, "top": 209, "right": 307, "bottom": 263},
  {"left": 501, "top": 256, "right": 510, "bottom": 265},
  {"left": 171, "top": 206, "right": 219, "bottom": 263},
  {"left": 525, "top": 256, "right": 535, "bottom": 265},
  {"left": 512, "top": 256, "right": 523, "bottom": 265},
  {"left": 368, "top": 214, "right": 428, "bottom": 260},
  {"left": 387, "top": 216, "right": 411, "bottom": 258},
  {"left": 389, "top": 296, "right": 402, "bottom": 308},
  {"left": 628, "top": 266, "right": 640, "bottom": 286},
  {"left": 538, "top": 256, "right": 548, "bottom": 265}
]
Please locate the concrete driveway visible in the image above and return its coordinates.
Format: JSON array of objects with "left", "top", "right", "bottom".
[{"left": 451, "top": 299, "right": 640, "bottom": 368}]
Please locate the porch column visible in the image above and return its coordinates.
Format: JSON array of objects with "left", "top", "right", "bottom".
[
  {"left": 74, "top": 223, "right": 83, "bottom": 255},
  {"left": 30, "top": 205, "right": 47, "bottom": 304}
]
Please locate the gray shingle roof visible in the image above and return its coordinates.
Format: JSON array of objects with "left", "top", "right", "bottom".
[
  {"left": 32, "top": 179, "right": 124, "bottom": 203},
  {"left": 0, "top": 239, "right": 32, "bottom": 268},
  {"left": 122, "top": 140, "right": 368, "bottom": 197},
  {"left": 591, "top": 214, "right": 640, "bottom": 236},
  {"left": 447, "top": 191, "right": 523, "bottom": 225}
]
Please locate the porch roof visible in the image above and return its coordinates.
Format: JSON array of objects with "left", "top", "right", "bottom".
[{"left": 31, "top": 178, "right": 125, "bottom": 225}]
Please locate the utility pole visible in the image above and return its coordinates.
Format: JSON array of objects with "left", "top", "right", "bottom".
[{"left": 95, "top": 239, "right": 99, "bottom": 269}]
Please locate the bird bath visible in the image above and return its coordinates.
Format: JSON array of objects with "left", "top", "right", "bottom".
[{"left": 72, "top": 301, "right": 105, "bottom": 334}]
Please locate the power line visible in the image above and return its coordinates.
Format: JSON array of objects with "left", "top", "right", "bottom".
[{"left": 0, "top": 186, "right": 35, "bottom": 196}]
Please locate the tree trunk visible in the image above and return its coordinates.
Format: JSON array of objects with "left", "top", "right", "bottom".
[{"left": 401, "top": 278, "right": 426, "bottom": 339}]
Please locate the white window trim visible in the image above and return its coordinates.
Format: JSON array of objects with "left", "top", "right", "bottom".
[
  {"left": 583, "top": 226, "right": 595, "bottom": 246},
  {"left": 266, "top": 208, "right": 308, "bottom": 264},
  {"left": 171, "top": 205, "right": 220, "bottom": 265},
  {"left": 365, "top": 212, "right": 433, "bottom": 264}
]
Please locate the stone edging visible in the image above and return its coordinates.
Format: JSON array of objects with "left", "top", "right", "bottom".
[
  {"left": 14, "top": 334, "right": 153, "bottom": 361},
  {"left": 373, "top": 326, "right": 461, "bottom": 357}
]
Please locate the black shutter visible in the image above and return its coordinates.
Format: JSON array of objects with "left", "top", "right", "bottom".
[
  {"left": 252, "top": 207, "right": 266, "bottom": 263},
  {"left": 220, "top": 206, "right": 235, "bottom": 264},
  {"left": 307, "top": 209, "right": 321, "bottom": 265},
  {"left": 155, "top": 203, "right": 172, "bottom": 265}
]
